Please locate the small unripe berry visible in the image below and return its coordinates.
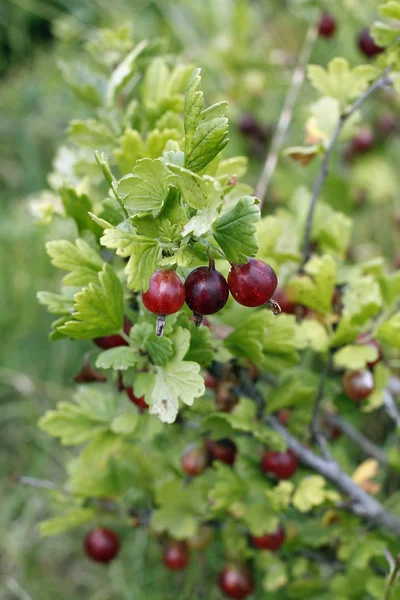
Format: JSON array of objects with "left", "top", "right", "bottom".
[
  {"left": 343, "top": 369, "right": 374, "bottom": 401},
  {"left": 228, "top": 259, "right": 278, "bottom": 307},
  {"left": 358, "top": 28, "right": 384, "bottom": 58},
  {"left": 261, "top": 449, "right": 298, "bottom": 480},
  {"left": 318, "top": 13, "right": 337, "bottom": 38},
  {"left": 251, "top": 524, "right": 285, "bottom": 551},
  {"left": 84, "top": 528, "right": 120, "bottom": 563},
  {"left": 218, "top": 564, "right": 254, "bottom": 599},
  {"left": 181, "top": 444, "right": 208, "bottom": 476},
  {"left": 162, "top": 541, "right": 190, "bottom": 571}
]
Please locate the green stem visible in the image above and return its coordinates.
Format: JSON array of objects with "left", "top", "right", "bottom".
[
  {"left": 384, "top": 555, "right": 400, "bottom": 600},
  {"left": 94, "top": 151, "right": 130, "bottom": 220},
  {"left": 120, "top": 330, "right": 131, "bottom": 345}
]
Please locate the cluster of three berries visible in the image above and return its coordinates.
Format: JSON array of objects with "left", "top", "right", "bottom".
[{"left": 142, "top": 259, "right": 278, "bottom": 330}]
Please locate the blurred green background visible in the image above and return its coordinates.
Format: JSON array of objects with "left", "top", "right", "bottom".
[{"left": 1, "top": 0, "right": 400, "bottom": 598}]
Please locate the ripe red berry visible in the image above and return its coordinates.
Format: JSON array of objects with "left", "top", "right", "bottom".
[
  {"left": 84, "top": 528, "right": 120, "bottom": 563},
  {"left": 358, "top": 28, "right": 384, "bottom": 58},
  {"left": 272, "top": 287, "right": 296, "bottom": 314},
  {"left": 162, "top": 541, "right": 190, "bottom": 571},
  {"left": 318, "top": 13, "right": 337, "bottom": 38},
  {"left": 358, "top": 334, "right": 383, "bottom": 368},
  {"left": 142, "top": 269, "right": 185, "bottom": 336},
  {"left": 228, "top": 259, "right": 278, "bottom": 307},
  {"left": 125, "top": 387, "right": 149, "bottom": 409},
  {"left": 351, "top": 127, "right": 375, "bottom": 154},
  {"left": 185, "top": 261, "right": 229, "bottom": 323},
  {"left": 343, "top": 369, "right": 374, "bottom": 401},
  {"left": 251, "top": 524, "right": 285, "bottom": 551},
  {"left": 181, "top": 444, "right": 208, "bottom": 476},
  {"left": 207, "top": 438, "right": 237, "bottom": 466},
  {"left": 261, "top": 449, "right": 298, "bottom": 480},
  {"left": 218, "top": 564, "right": 254, "bottom": 600},
  {"left": 93, "top": 317, "right": 132, "bottom": 349}
]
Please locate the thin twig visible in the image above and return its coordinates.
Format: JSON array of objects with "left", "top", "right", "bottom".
[
  {"left": 10, "top": 474, "right": 68, "bottom": 493},
  {"left": 266, "top": 415, "right": 400, "bottom": 536},
  {"left": 384, "top": 553, "right": 400, "bottom": 600},
  {"left": 383, "top": 388, "right": 400, "bottom": 428},
  {"left": 324, "top": 413, "right": 388, "bottom": 465},
  {"left": 310, "top": 355, "right": 333, "bottom": 461},
  {"left": 256, "top": 20, "right": 319, "bottom": 206},
  {"left": 300, "top": 67, "right": 392, "bottom": 270}
]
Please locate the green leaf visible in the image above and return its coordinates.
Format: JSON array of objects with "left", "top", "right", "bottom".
[
  {"left": 371, "top": 22, "right": 400, "bottom": 47},
  {"left": 314, "top": 203, "right": 352, "bottom": 256},
  {"left": 334, "top": 344, "right": 379, "bottom": 370},
  {"left": 184, "top": 70, "right": 229, "bottom": 172},
  {"left": 59, "top": 60, "right": 103, "bottom": 107},
  {"left": 266, "top": 372, "right": 316, "bottom": 414},
  {"left": 292, "top": 476, "right": 340, "bottom": 512},
  {"left": 224, "top": 312, "right": 265, "bottom": 365},
  {"left": 307, "top": 58, "right": 379, "bottom": 109},
  {"left": 379, "top": 1, "right": 400, "bottom": 19},
  {"left": 290, "top": 255, "right": 337, "bottom": 314},
  {"left": 283, "top": 144, "right": 322, "bottom": 166},
  {"left": 46, "top": 239, "right": 103, "bottom": 286},
  {"left": 216, "top": 156, "right": 248, "bottom": 181},
  {"left": 95, "top": 347, "right": 138, "bottom": 370},
  {"left": 38, "top": 387, "right": 117, "bottom": 445},
  {"left": 183, "top": 323, "right": 213, "bottom": 367},
  {"left": 60, "top": 264, "right": 124, "bottom": 339},
  {"left": 181, "top": 179, "right": 223, "bottom": 237},
  {"left": 38, "top": 508, "right": 96, "bottom": 537},
  {"left": 167, "top": 164, "right": 209, "bottom": 209},
  {"left": 144, "top": 335, "right": 173, "bottom": 366},
  {"left": 118, "top": 158, "right": 173, "bottom": 215},
  {"left": 106, "top": 40, "right": 148, "bottom": 106},
  {"left": 295, "top": 320, "right": 329, "bottom": 352},
  {"left": 37, "top": 291, "right": 74, "bottom": 315},
  {"left": 60, "top": 187, "right": 100, "bottom": 235},
  {"left": 208, "top": 462, "right": 245, "bottom": 511},
  {"left": 125, "top": 237, "right": 162, "bottom": 292},
  {"left": 342, "top": 276, "right": 383, "bottom": 326},
  {"left": 213, "top": 196, "right": 260, "bottom": 263},
  {"left": 68, "top": 119, "right": 116, "bottom": 149},
  {"left": 377, "top": 312, "right": 400, "bottom": 348},
  {"left": 151, "top": 480, "right": 208, "bottom": 539},
  {"left": 113, "top": 129, "right": 143, "bottom": 174},
  {"left": 148, "top": 359, "right": 205, "bottom": 423},
  {"left": 110, "top": 412, "right": 139, "bottom": 434}
]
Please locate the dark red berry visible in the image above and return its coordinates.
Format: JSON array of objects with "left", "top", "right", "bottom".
[
  {"left": 358, "top": 28, "right": 384, "bottom": 58},
  {"left": 261, "top": 449, "right": 298, "bottom": 480},
  {"left": 272, "top": 288, "right": 296, "bottom": 314},
  {"left": 185, "top": 262, "right": 229, "bottom": 319},
  {"left": 358, "top": 334, "right": 383, "bottom": 368},
  {"left": 93, "top": 317, "right": 132, "bottom": 349},
  {"left": 181, "top": 444, "right": 207, "bottom": 476},
  {"left": 162, "top": 542, "right": 190, "bottom": 571},
  {"left": 318, "top": 13, "right": 337, "bottom": 38},
  {"left": 277, "top": 408, "right": 291, "bottom": 427},
  {"left": 251, "top": 524, "right": 285, "bottom": 551},
  {"left": 84, "top": 528, "right": 120, "bottom": 563},
  {"left": 207, "top": 438, "right": 237, "bottom": 466},
  {"left": 218, "top": 564, "right": 254, "bottom": 600},
  {"left": 343, "top": 369, "right": 374, "bottom": 401},
  {"left": 228, "top": 259, "right": 278, "bottom": 307},
  {"left": 125, "top": 387, "right": 148, "bottom": 409},
  {"left": 142, "top": 270, "right": 185, "bottom": 316},
  {"left": 351, "top": 127, "right": 375, "bottom": 154}
]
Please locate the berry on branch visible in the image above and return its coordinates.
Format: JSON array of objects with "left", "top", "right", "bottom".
[
  {"left": 142, "top": 269, "right": 185, "bottom": 336},
  {"left": 218, "top": 564, "right": 254, "bottom": 600},
  {"left": 84, "top": 528, "right": 120, "bottom": 564},
  {"left": 251, "top": 523, "right": 285, "bottom": 551},
  {"left": 185, "top": 259, "right": 229, "bottom": 326},
  {"left": 261, "top": 449, "right": 299, "bottom": 480},
  {"left": 228, "top": 259, "right": 278, "bottom": 308}
]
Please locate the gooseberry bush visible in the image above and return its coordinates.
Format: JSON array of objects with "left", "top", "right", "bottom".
[{"left": 30, "top": 2, "right": 400, "bottom": 597}]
